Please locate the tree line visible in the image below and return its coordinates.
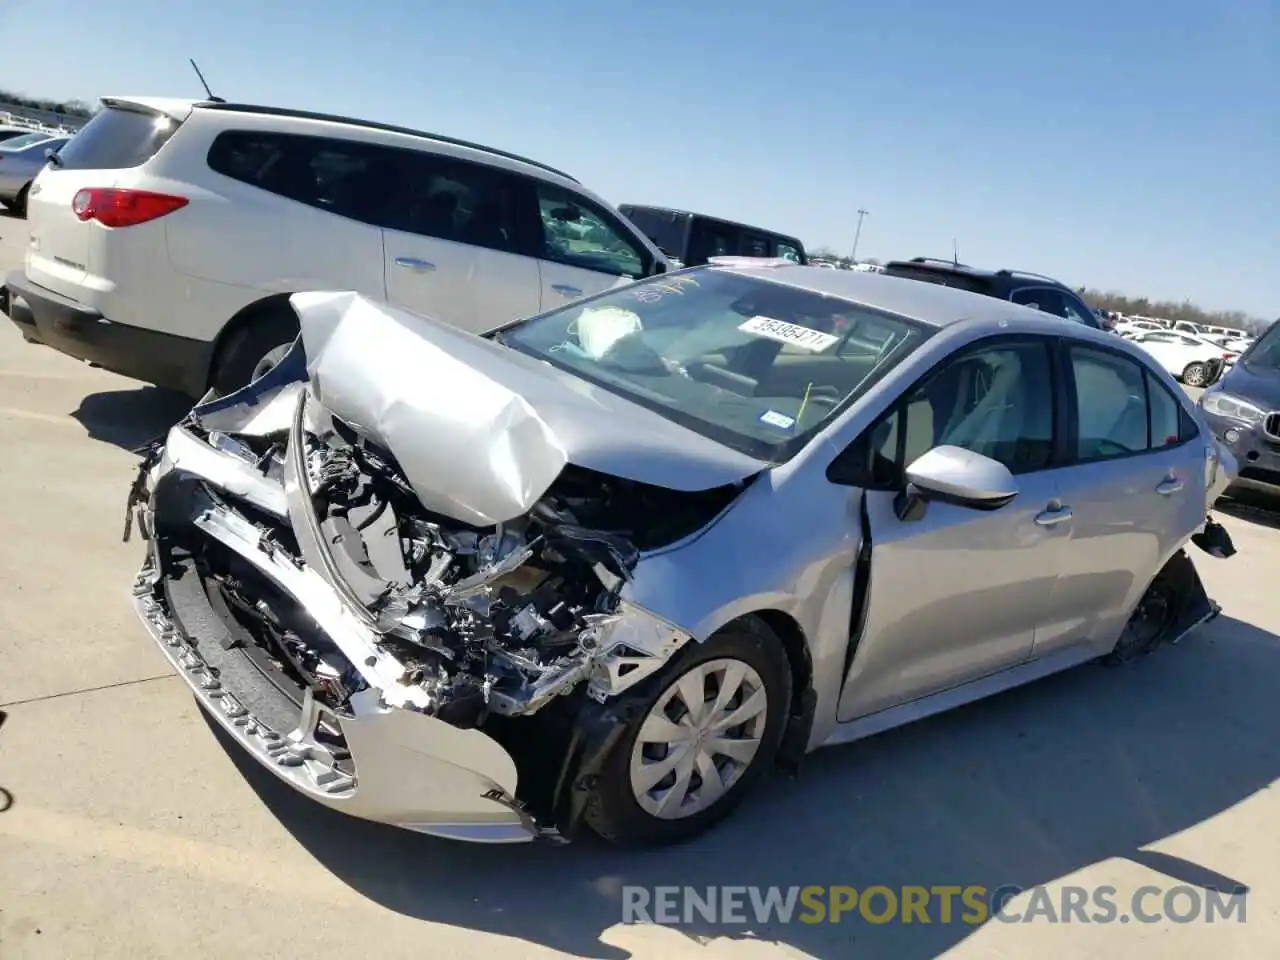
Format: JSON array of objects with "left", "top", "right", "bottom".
[
  {"left": 0, "top": 88, "right": 94, "bottom": 119},
  {"left": 1077, "top": 289, "right": 1258, "bottom": 333}
]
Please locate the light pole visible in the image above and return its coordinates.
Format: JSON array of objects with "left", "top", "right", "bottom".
[{"left": 850, "top": 208, "right": 869, "bottom": 262}]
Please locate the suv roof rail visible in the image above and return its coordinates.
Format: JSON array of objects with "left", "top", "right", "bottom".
[
  {"left": 908, "top": 256, "right": 970, "bottom": 268},
  {"left": 995, "top": 268, "right": 1061, "bottom": 284},
  {"left": 199, "top": 102, "right": 581, "bottom": 183}
]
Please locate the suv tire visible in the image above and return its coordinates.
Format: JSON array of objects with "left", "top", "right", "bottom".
[{"left": 210, "top": 305, "right": 300, "bottom": 396}]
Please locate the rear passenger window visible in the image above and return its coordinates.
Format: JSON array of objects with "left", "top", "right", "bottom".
[
  {"left": 1069, "top": 347, "right": 1150, "bottom": 459},
  {"left": 386, "top": 152, "right": 522, "bottom": 253},
  {"left": 55, "top": 106, "right": 180, "bottom": 170},
  {"left": 535, "top": 185, "right": 646, "bottom": 278},
  {"left": 1146, "top": 371, "right": 1185, "bottom": 448},
  {"left": 207, "top": 131, "right": 390, "bottom": 225}
]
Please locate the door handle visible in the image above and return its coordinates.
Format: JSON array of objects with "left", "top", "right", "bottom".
[
  {"left": 1034, "top": 506, "right": 1073, "bottom": 527},
  {"left": 551, "top": 284, "right": 582, "bottom": 297},
  {"left": 1156, "top": 478, "right": 1184, "bottom": 496},
  {"left": 394, "top": 257, "right": 436, "bottom": 272}
]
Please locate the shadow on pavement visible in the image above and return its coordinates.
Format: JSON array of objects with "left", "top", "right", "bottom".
[
  {"left": 207, "top": 612, "right": 1279, "bottom": 959},
  {"left": 69, "top": 387, "right": 192, "bottom": 451},
  {"left": 1216, "top": 491, "right": 1280, "bottom": 531}
]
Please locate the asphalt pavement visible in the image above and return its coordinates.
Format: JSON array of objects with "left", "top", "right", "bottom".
[{"left": 1, "top": 211, "right": 1278, "bottom": 960}]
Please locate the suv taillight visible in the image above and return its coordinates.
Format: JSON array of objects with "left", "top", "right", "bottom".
[{"left": 72, "top": 188, "right": 188, "bottom": 227}]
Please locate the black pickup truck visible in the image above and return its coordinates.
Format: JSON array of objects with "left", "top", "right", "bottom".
[{"left": 618, "top": 205, "right": 807, "bottom": 268}]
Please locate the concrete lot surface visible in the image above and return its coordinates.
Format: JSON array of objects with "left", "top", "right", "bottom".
[{"left": 1, "top": 213, "right": 1278, "bottom": 960}]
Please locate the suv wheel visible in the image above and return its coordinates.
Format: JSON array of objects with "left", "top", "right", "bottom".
[
  {"left": 1181, "top": 362, "right": 1208, "bottom": 387},
  {"left": 211, "top": 306, "right": 300, "bottom": 395}
]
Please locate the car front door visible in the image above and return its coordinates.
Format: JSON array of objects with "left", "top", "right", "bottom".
[
  {"left": 835, "top": 335, "right": 1070, "bottom": 722},
  {"left": 382, "top": 151, "right": 542, "bottom": 332},
  {"left": 531, "top": 184, "right": 652, "bottom": 309},
  {"left": 1030, "top": 342, "right": 1208, "bottom": 660}
]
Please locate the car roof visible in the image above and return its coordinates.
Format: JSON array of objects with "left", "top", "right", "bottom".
[
  {"left": 883, "top": 258, "right": 1072, "bottom": 288},
  {"left": 719, "top": 263, "right": 1073, "bottom": 330}
]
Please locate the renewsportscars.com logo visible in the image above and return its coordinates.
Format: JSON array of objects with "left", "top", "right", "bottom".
[{"left": 622, "top": 884, "right": 1248, "bottom": 926}]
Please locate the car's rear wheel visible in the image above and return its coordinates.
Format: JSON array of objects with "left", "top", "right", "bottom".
[
  {"left": 1181, "top": 361, "right": 1208, "bottom": 387},
  {"left": 210, "top": 305, "right": 300, "bottom": 396},
  {"left": 583, "top": 616, "right": 791, "bottom": 847}
]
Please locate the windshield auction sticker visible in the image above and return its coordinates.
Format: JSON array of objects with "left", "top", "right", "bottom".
[{"left": 739, "top": 316, "right": 839, "bottom": 352}]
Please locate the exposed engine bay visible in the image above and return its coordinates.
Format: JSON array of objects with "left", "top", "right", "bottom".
[{"left": 182, "top": 391, "right": 744, "bottom": 730}]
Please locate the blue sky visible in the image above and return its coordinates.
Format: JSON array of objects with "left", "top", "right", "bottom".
[{"left": 2, "top": 0, "right": 1276, "bottom": 317}]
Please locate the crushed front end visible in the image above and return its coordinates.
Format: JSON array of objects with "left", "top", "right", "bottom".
[{"left": 126, "top": 342, "right": 724, "bottom": 843}]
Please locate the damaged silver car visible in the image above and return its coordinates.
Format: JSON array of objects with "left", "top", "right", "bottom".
[{"left": 126, "top": 260, "right": 1238, "bottom": 846}]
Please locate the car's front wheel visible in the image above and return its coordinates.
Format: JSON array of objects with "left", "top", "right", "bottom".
[
  {"left": 1181, "top": 361, "right": 1208, "bottom": 387},
  {"left": 583, "top": 616, "right": 792, "bottom": 847}
]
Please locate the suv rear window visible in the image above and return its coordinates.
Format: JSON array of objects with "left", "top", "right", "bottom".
[
  {"left": 54, "top": 105, "right": 181, "bottom": 171},
  {"left": 882, "top": 264, "right": 992, "bottom": 295}
]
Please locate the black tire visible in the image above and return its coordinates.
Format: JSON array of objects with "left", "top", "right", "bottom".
[
  {"left": 13, "top": 183, "right": 29, "bottom": 218},
  {"left": 209, "top": 305, "right": 299, "bottom": 396},
  {"left": 583, "top": 616, "right": 792, "bottom": 847},
  {"left": 1181, "top": 361, "right": 1207, "bottom": 388}
]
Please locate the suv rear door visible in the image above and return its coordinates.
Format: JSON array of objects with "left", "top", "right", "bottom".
[
  {"left": 26, "top": 99, "right": 185, "bottom": 298},
  {"left": 382, "top": 150, "right": 541, "bottom": 331}
]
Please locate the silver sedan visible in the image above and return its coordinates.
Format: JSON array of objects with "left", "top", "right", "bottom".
[
  {"left": 0, "top": 136, "right": 67, "bottom": 216},
  {"left": 126, "top": 260, "right": 1238, "bottom": 847}
]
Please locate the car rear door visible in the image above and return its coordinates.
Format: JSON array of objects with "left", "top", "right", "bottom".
[
  {"left": 530, "top": 183, "right": 654, "bottom": 309},
  {"left": 382, "top": 150, "right": 541, "bottom": 332},
  {"left": 1030, "top": 341, "right": 1207, "bottom": 660},
  {"left": 836, "top": 335, "right": 1066, "bottom": 721},
  {"left": 25, "top": 101, "right": 183, "bottom": 298}
]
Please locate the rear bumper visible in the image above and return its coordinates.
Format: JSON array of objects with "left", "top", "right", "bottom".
[
  {"left": 1202, "top": 409, "right": 1280, "bottom": 495},
  {"left": 2, "top": 270, "right": 212, "bottom": 395}
]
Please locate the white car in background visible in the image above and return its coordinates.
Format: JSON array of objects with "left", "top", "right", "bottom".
[
  {"left": 1129, "top": 330, "right": 1236, "bottom": 387},
  {"left": 1115, "top": 318, "right": 1164, "bottom": 338},
  {"left": 2, "top": 96, "right": 666, "bottom": 397}
]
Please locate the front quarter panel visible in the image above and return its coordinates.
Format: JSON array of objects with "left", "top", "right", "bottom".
[{"left": 621, "top": 446, "right": 860, "bottom": 746}]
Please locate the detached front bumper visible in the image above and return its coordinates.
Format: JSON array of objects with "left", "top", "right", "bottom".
[{"left": 130, "top": 415, "right": 542, "bottom": 843}]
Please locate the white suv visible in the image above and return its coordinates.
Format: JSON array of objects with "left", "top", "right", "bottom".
[{"left": 2, "top": 97, "right": 666, "bottom": 394}]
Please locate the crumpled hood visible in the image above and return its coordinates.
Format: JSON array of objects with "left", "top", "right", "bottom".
[{"left": 291, "top": 291, "right": 769, "bottom": 527}]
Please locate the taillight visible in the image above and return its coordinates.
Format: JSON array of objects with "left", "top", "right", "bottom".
[{"left": 71, "top": 188, "right": 188, "bottom": 227}]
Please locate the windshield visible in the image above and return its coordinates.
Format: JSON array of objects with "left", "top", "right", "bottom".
[
  {"left": 1243, "top": 322, "right": 1280, "bottom": 370},
  {"left": 501, "top": 268, "right": 931, "bottom": 461}
]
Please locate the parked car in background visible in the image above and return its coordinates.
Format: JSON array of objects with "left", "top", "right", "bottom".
[
  {"left": 1116, "top": 318, "right": 1165, "bottom": 338},
  {"left": 0, "top": 135, "right": 68, "bottom": 216},
  {"left": 127, "top": 261, "right": 1234, "bottom": 848},
  {"left": 0, "top": 125, "right": 42, "bottom": 144},
  {"left": 1128, "top": 330, "right": 1235, "bottom": 386},
  {"left": 0, "top": 131, "right": 57, "bottom": 152},
  {"left": 617, "top": 204, "right": 806, "bottom": 268},
  {"left": 1199, "top": 318, "right": 1280, "bottom": 502},
  {"left": 880, "top": 258, "right": 1103, "bottom": 329},
  {"left": 0, "top": 96, "right": 666, "bottom": 397}
]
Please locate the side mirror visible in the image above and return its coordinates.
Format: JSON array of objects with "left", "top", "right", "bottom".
[
  {"left": 894, "top": 445, "right": 1018, "bottom": 521},
  {"left": 549, "top": 205, "right": 581, "bottom": 223}
]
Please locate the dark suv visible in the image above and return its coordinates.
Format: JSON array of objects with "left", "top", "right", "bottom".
[
  {"left": 882, "top": 257, "right": 1103, "bottom": 330},
  {"left": 1199, "top": 317, "right": 1280, "bottom": 501}
]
